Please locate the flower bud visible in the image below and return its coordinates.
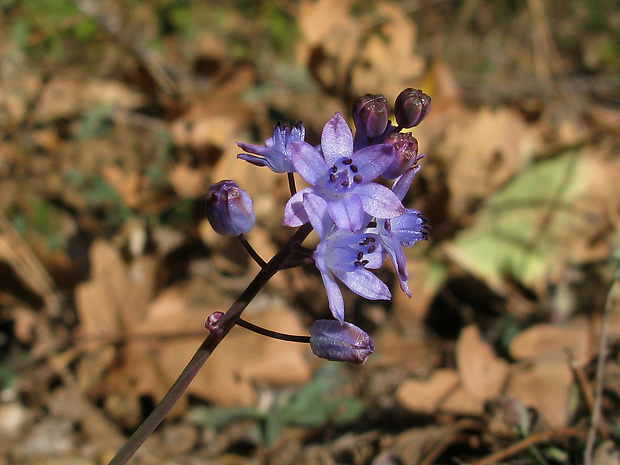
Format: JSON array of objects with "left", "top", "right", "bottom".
[
  {"left": 352, "top": 94, "right": 390, "bottom": 138},
  {"left": 394, "top": 88, "right": 431, "bottom": 128},
  {"left": 380, "top": 132, "right": 419, "bottom": 179},
  {"left": 205, "top": 180, "right": 255, "bottom": 236},
  {"left": 309, "top": 320, "right": 375, "bottom": 365}
]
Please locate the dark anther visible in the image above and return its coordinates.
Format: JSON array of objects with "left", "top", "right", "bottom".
[
  {"left": 350, "top": 165, "right": 358, "bottom": 172},
  {"left": 341, "top": 180, "right": 350, "bottom": 187},
  {"left": 332, "top": 165, "right": 338, "bottom": 173},
  {"left": 354, "top": 260, "right": 362, "bottom": 266},
  {"left": 368, "top": 246, "right": 376, "bottom": 253},
  {"left": 353, "top": 174, "right": 363, "bottom": 184},
  {"left": 361, "top": 259, "right": 369, "bottom": 266},
  {"left": 357, "top": 251, "right": 364, "bottom": 260},
  {"left": 343, "top": 159, "right": 353, "bottom": 165},
  {"left": 329, "top": 173, "right": 336, "bottom": 182}
]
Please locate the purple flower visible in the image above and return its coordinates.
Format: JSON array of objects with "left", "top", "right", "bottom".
[
  {"left": 370, "top": 210, "right": 429, "bottom": 297},
  {"left": 309, "top": 319, "right": 375, "bottom": 365},
  {"left": 283, "top": 112, "right": 406, "bottom": 238},
  {"left": 237, "top": 121, "right": 305, "bottom": 173},
  {"left": 314, "top": 228, "right": 390, "bottom": 322},
  {"left": 205, "top": 180, "right": 255, "bottom": 236}
]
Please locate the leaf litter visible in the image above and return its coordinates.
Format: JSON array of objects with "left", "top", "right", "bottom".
[{"left": 0, "top": 0, "right": 619, "bottom": 464}]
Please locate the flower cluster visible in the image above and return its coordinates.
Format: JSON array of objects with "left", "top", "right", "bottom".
[{"left": 207, "top": 88, "right": 431, "bottom": 364}]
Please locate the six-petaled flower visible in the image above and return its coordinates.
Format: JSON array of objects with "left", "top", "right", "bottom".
[{"left": 283, "top": 112, "right": 406, "bottom": 239}]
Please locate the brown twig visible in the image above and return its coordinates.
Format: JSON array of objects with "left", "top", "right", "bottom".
[
  {"left": 420, "top": 419, "right": 484, "bottom": 465},
  {"left": 584, "top": 265, "right": 620, "bottom": 464},
  {"left": 471, "top": 427, "right": 587, "bottom": 465}
]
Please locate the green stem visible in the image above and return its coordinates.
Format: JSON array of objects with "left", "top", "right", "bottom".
[{"left": 108, "top": 223, "right": 313, "bottom": 465}]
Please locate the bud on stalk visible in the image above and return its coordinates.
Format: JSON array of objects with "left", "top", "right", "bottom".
[
  {"left": 309, "top": 320, "right": 375, "bottom": 365},
  {"left": 394, "top": 88, "right": 431, "bottom": 128},
  {"left": 206, "top": 180, "right": 255, "bottom": 236},
  {"left": 352, "top": 94, "right": 390, "bottom": 138}
]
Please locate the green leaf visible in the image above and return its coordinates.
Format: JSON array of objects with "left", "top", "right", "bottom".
[{"left": 450, "top": 151, "right": 586, "bottom": 287}]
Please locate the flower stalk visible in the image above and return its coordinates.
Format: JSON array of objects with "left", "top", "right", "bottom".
[{"left": 108, "top": 223, "right": 312, "bottom": 465}]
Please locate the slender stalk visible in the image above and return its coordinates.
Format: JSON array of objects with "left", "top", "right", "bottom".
[
  {"left": 237, "top": 317, "right": 310, "bottom": 343},
  {"left": 584, "top": 265, "right": 620, "bottom": 465},
  {"left": 108, "top": 223, "right": 313, "bottom": 465},
  {"left": 287, "top": 172, "right": 297, "bottom": 196},
  {"left": 238, "top": 234, "right": 267, "bottom": 268}
]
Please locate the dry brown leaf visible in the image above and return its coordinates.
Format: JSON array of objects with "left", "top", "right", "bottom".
[
  {"left": 75, "top": 279, "right": 123, "bottom": 337},
  {"left": 509, "top": 315, "right": 591, "bottom": 365},
  {"left": 75, "top": 241, "right": 159, "bottom": 337},
  {"left": 396, "top": 369, "right": 460, "bottom": 414},
  {"left": 437, "top": 106, "right": 541, "bottom": 217},
  {"left": 440, "top": 384, "right": 485, "bottom": 415},
  {"left": 456, "top": 325, "right": 509, "bottom": 401},
  {"left": 350, "top": 2, "right": 425, "bottom": 99},
  {"left": 35, "top": 72, "right": 144, "bottom": 122},
  {"left": 101, "top": 165, "right": 142, "bottom": 209},
  {"left": 506, "top": 355, "right": 573, "bottom": 428},
  {"left": 48, "top": 387, "right": 125, "bottom": 456},
  {"left": 372, "top": 327, "right": 441, "bottom": 375},
  {"left": 168, "top": 163, "right": 207, "bottom": 198}
]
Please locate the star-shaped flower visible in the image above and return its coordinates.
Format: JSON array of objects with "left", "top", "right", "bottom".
[
  {"left": 313, "top": 228, "right": 390, "bottom": 322},
  {"left": 237, "top": 121, "right": 305, "bottom": 173},
  {"left": 283, "top": 112, "right": 406, "bottom": 238}
]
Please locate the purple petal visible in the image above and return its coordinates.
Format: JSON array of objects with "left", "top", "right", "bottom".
[
  {"left": 236, "top": 142, "right": 293, "bottom": 173},
  {"left": 321, "top": 112, "right": 353, "bottom": 166},
  {"left": 391, "top": 209, "right": 429, "bottom": 246},
  {"left": 283, "top": 190, "right": 309, "bottom": 227},
  {"left": 315, "top": 242, "right": 345, "bottom": 322},
  {"left": 349, "top": 144, "right": 395, "bottom": 182},
  {"left": 327, "top": 195, "right": 364, "bottom": 232},
  {"left": 291, "top": 141, "right": 328, "bottom": 186},
  {"left": 302, "top": 191, "right": 333, "bottom": 239},
  {"left": 382, "top": 233, "right": 411, "bottom": 297},
  {"left": 356, "top": 183, "right": 406, "bottom": 219},
  {"left": 333, "top": 268, "right": 391, "bottom": 301},
  {"left": 392, "top": 163, "right": 422, "bottom": 200}
]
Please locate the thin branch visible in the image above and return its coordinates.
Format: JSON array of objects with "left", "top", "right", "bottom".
[
  {"left": 107, "top": 223, "right": 312, "bottom": 465},
  {"left": 472, "top": 427, "right": 587, "bottom": 465},
  {"left": 238, "top": 234, "right": 267, "bottom": 268},
  {"left": 585, "top": 264, "right": 620, "bottom": 464},
  {"left": 237, "top": 318, "right": 310, "bottom": 343}
]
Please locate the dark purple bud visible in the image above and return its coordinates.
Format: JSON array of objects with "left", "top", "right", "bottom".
[
  {"left": 309, "top": 320, "right": 375, "bottom": 365},
  {"left": 205, "top": 180, "right": 255, "bottom": 236},
  {"left": 394, "top": 88, "right": 431, "bottom": 128},
  {"left": 205, "top": 311, "right": 225, "bottom": 340},
  {"left": 381, "top": 132, "right": 420, "bottom": 179},
  {"left": 352, "top": 94, "right": 390, "bottom": 138}
]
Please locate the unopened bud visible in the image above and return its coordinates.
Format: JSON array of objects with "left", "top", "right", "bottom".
[
  {"left": 352, "top": 94, "right": 390, "bottom": 138},
  {"left": 381, "top": 132, "right": 419, "bottom": 179},
  {"left": 205, "top": 180, "right": 255, "bottom": 236},
  {"left": 394, "top": 89, "right": 431, "bottom": 128},
  {"left": 309, "top": 320, "right": 375, "bottom": 365}
]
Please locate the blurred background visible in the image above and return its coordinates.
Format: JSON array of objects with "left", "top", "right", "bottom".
[{"left": 0, "top": 0, "right": 619, "bottom": 463}]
